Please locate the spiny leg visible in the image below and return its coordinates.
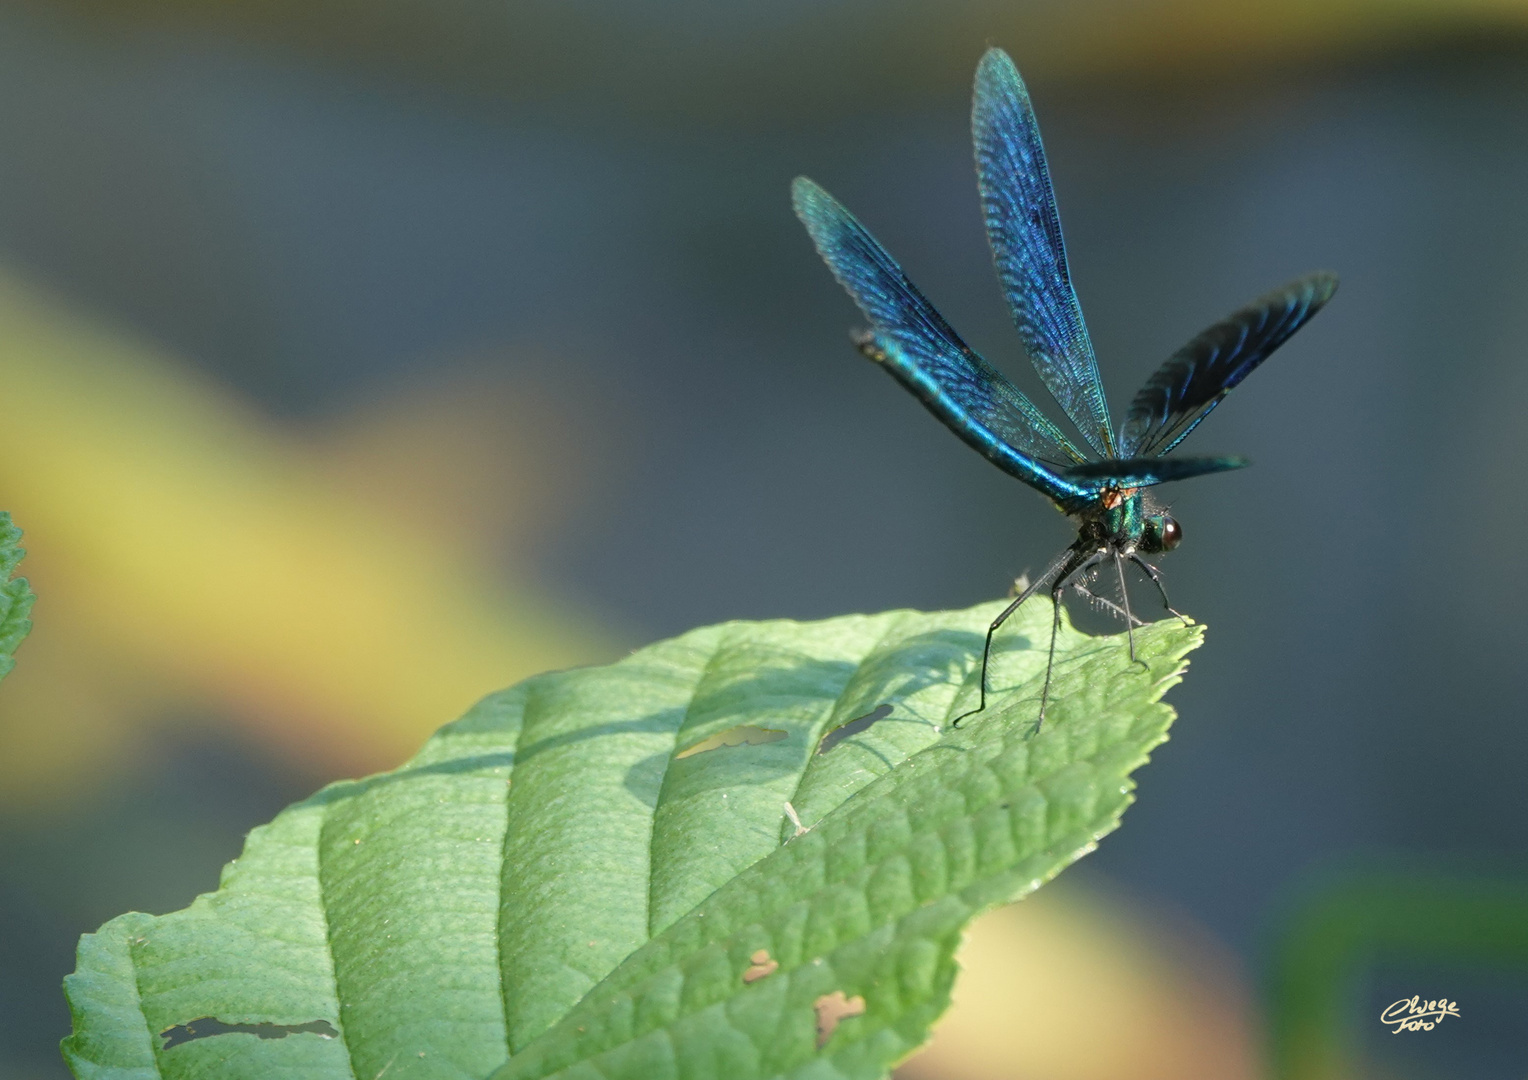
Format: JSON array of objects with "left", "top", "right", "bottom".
[
  {"left": 1071, "top": 579, "right": 1145, "bottom": 627},
  {"left": 1129, "top": 553, "right": 1189, "bottom": 623},
  {"left": 952, "top": 546, "right": 1074, "bottom": 729}
]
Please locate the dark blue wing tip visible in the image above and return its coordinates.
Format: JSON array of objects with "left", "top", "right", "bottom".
[
  {"left": 1201, "top": 454, "right": 1250, "bottom": 472},
  {"left": 791, "top": 175, "right": 828, "bottom": 220},
  {"left": 974, "top": 48, "right": 1030, "bottom": 112},
  {"left": 1295, "top": 270, "right": 1340, "bottom": 309},
  {"left": 792, "top": 176, "right": 856, "bottom": 257},
  {"left": 975, "top": 47, "right": 1021, "bottom": 86}
]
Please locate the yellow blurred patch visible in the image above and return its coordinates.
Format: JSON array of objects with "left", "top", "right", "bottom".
[
  {"left": 0, "top": 268, "right": 615, "bottom": 808},
  {"left": 897, "top": 883, "right": 1258, "bottom": 1080}
]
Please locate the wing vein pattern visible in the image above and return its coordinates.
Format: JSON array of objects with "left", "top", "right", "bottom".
[
  {"left": 1119, "top": 272, "right": 1338, "bottom": 458},
  {"left": 792, "top": 176, "right": 1092, "bottom": 505},
  {"left": 972, "top": 48, "right": 1116, "bottom": 459}
]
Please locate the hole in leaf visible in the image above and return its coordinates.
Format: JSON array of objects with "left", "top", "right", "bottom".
[
  {"left": 160, "top": 1017, "right": 338, "bottom": 1049},
  {"left": 743, "top": 948, "right": 779, "bottom": 983},
  {"left": 817, "top": 705, "right": 893, "bottom": 754},
  {"left": 676, "top": 725, "right": 788, "bottom": 759},
  {"left": 813, "top": 990, "right": 866, "bottom": 1047}
]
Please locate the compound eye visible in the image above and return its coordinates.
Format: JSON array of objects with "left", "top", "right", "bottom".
[{"left": 1159, "top": 517, "right": 1182, "bottom": 551}]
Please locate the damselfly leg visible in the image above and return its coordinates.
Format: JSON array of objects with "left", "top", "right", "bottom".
[
  {"left": 1070, "top": 579, "right": 1145, "bottom": 626},
  {"left": 952, "top": 546, "right": 1108, "bottom": 732},
  {"left": 1129, "top": 553, "right": 1190, "bottom": 624},
  {"left": 950, "top": 547, "right": 1072, "bottom": 729},
  {"left": 1113, "top": 549, "right": 1148, "bottom": 669}
]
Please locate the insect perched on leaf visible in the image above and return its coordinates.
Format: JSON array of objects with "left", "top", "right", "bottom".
[{"left": 793, "top": 48, "right": 1337, "bottom": 729}]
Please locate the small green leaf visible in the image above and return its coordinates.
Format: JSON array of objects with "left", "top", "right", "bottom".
[
  {"left": 62, "top": 600, "right": 1201, "bottom": 1080},
  {"left": 0, "top": 511, "right": 33, "bottom": 680}
]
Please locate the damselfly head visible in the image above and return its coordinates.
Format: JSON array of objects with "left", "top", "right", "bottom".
[{"left": 1140, "top": 513, "right": 1182, "bottom": 554}]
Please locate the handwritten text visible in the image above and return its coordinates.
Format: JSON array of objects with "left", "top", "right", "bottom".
[{"left": 1380, "top": 996, "right": 1459, "bottom": 1033}]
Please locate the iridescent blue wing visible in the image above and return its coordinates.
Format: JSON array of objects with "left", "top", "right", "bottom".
[
  {"left": 793, "top": 176, "right": 1094, "bottom": 506},
  {"left": 1063, "top": 455, "right": 1248, "bottom": 491},
  {"left": 972, "top": 48, "right": 1117, "bottom": 459},
  {"left": 1119, "top": 272, "right": 1338, "bottom": 458}
]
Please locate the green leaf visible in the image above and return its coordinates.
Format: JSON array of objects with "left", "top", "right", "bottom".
[
  {"left": 62, "top": 599, "right": 1202, "bottom": 1080},
  {"left": 0, "top": 510, "right": 33, "bottom": 681}
]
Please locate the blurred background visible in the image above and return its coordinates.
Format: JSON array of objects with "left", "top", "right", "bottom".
[{"left": 1, "top": 1, "right": 1526, "bottom": 1077}]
